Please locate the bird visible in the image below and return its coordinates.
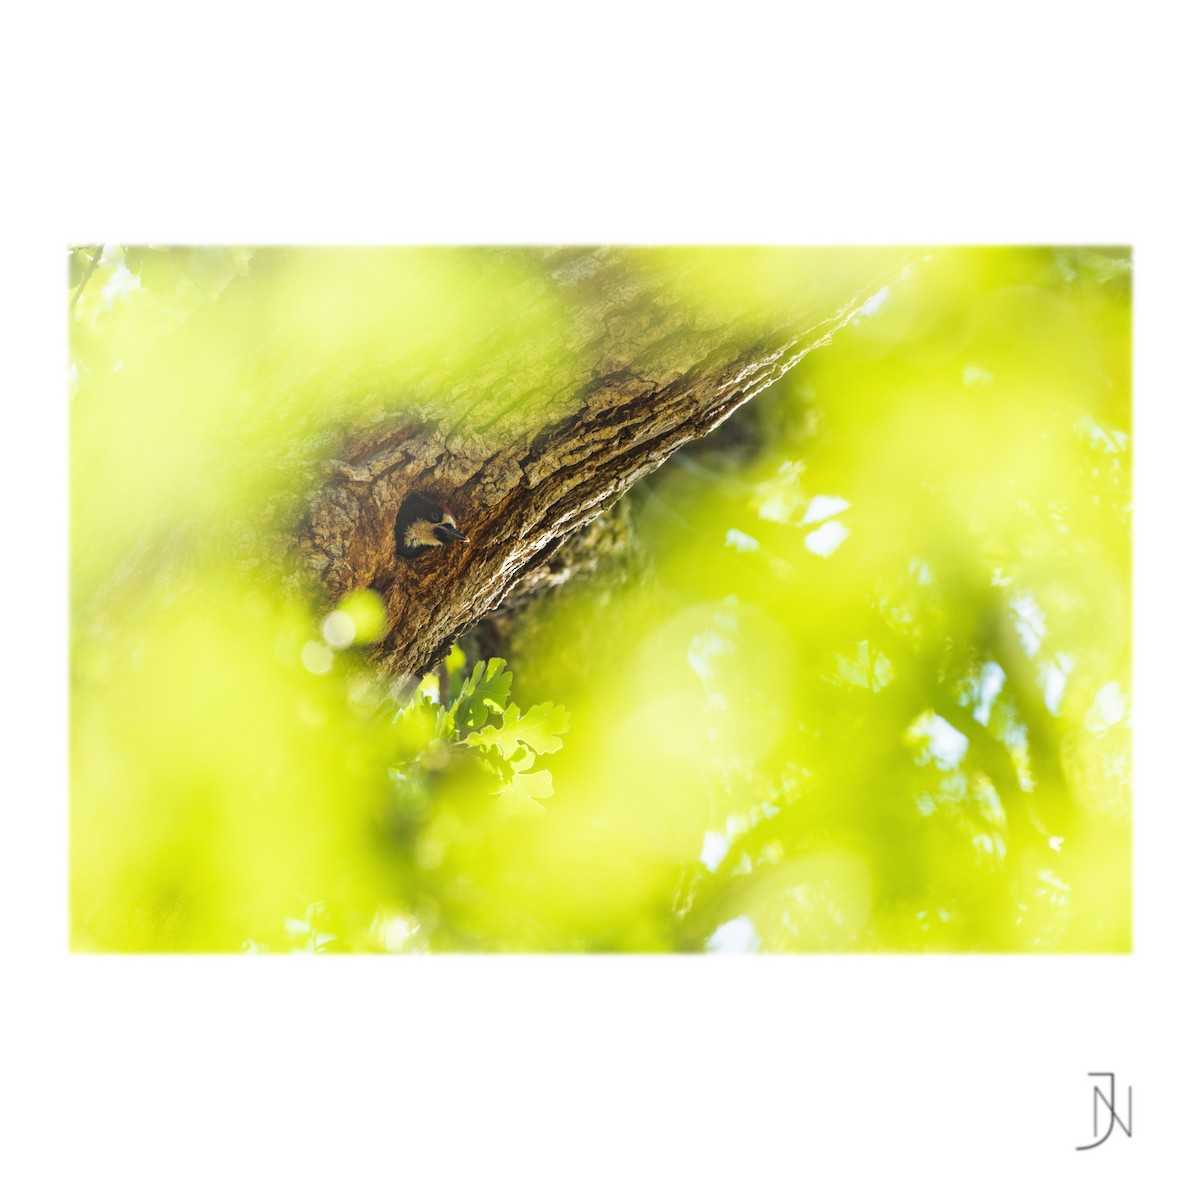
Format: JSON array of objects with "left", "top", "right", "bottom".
[{"left": 394, "top": 492, "right": 469, "bottom": 560}]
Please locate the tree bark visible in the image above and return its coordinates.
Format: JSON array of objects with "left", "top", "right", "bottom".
[{"left": 292, "top": 247, "right": 908, "bottom": 682}]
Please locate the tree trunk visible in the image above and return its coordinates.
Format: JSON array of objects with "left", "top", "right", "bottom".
[{"left": 291, "top": 247, "right": 907, "bottom": 682}]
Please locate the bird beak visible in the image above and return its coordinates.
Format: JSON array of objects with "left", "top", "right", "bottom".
[{"left": 434, "top": 523, "right": 468, "bottom": 544}]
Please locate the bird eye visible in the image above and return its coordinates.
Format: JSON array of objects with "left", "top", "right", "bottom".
[{"left": 426, "top": 507, "right": 441, "bottom": 521}]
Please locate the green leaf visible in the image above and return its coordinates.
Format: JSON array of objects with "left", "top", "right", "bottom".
[
  {"left": 465, "top": 701, "right": 570, "bottom": 760},
  {"left": 495, "top": 768, "right": 554, "bottom": 816},
  {"left": 391, "top": 694, "right": 443, "bottom": 759},
  {"left": 451, "top": 658, "right": 513, "bottom": 734},
  {"left": 512, "top": 702, "right": 571, "bottom": 754}
]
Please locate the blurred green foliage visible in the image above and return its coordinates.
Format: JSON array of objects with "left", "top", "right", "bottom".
[{"left": 70, "top": 246, "right": 1130, "bottom": 952}]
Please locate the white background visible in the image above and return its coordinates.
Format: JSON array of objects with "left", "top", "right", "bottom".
[{"left": 3, "top": 3, "right": 1194, "bottom": 1195}]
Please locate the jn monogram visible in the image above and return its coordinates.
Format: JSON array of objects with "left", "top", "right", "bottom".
[{"left": 1076, "top": 1072, "right": 1132, "bottom": 1151}]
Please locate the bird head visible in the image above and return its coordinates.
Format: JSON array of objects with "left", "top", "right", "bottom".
[{"left": 395, "top": 493, "right": 468, "bottom": 559}]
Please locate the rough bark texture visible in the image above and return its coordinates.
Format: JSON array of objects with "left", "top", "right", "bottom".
[{"left": 293, "top": 247, "right": 906, "bottom": 682}]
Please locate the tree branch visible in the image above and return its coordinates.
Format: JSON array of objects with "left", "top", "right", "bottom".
[{"left": 294, "top": 247, "right": 909, "bottom": 682}]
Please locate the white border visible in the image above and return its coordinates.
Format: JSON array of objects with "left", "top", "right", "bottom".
[{"left": 6, "top": 4, "right": 1196, "bottom": 1195}]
